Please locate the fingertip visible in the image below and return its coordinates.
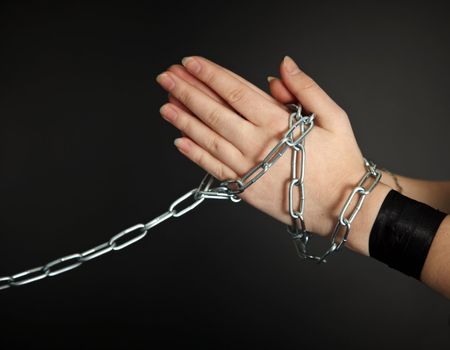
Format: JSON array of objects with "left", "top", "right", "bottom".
[
  {"left": 174, "top": 136, "right": 190, "bottom": 153},
  {"left": 174, "top": 137, "right": 183, "bottom": 148},
  {"left": 282, "top": 55, "right": 301, "bottom": 75},
  {"left": 159, "top": 101, "right": 172, "bottom": 113}
]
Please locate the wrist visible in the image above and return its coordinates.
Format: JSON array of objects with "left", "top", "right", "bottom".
[{"left": 379, "top": 169, "right": 398, "bottom": 190}]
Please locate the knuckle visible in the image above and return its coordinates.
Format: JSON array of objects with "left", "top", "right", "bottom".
[
  {"left": 179, "top": 116, "right": 190, "bottom": 132},
  {"left": 214, "top": 164, "right": 226, "bottom": 181},
  {"left": 226, "top": 87, "right": 246, "bottom": 104},
  {"left": 204, "top": 69, "right": 217, "bottom": 85},
  {"left": 195, "top": 150, "right": 206, "bottom": 168},
  {"left": 205, "top": 136, "right": 221, "bottom": 154},
  {"left": 206, "top": 108, "right": 222, "bottom": 127},
  {"left": 178, "top": 88, "right": 192, "bottom": 106}
]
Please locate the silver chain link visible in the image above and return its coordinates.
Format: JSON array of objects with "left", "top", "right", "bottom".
[
  {"left": 285, "top": 104, "right": 321, "bottom": 261},
  {"left": 316, "top": 158, "right": 382, "bottom": 263},
  {"left": 285, "top": 104, "right": 382, "bottom": 263},
  {"left": 0, "top": 103, "right": 381, "bottom": 290}
]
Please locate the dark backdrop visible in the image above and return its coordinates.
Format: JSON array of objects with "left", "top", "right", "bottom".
[{"left": 0, "top": 1, "right": 449, "bottom": 349}]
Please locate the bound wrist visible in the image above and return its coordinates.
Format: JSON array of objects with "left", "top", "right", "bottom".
[{"left": 345, "top": 181, "right": 391, "bottom": 256}]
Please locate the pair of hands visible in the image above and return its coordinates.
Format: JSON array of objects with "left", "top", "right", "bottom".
[{"left": 156, "top": 55, "right": 389, "bottom": 256}]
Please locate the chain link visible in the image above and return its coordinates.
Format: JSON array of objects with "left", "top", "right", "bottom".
[
  {"left": 0, "top": 103, "right": 382, "bottom": 290},
  {"left": 316, "top": 158, "right": 382, "bottom": 263},
  {"left": 285, "top": 104, "right": 321, "bottom": 261},
  {"left": 285, "top": 110, "right": 382, "bottom": 263}
]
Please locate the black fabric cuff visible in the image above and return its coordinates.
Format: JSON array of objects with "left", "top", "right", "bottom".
[{"left": 369, "top": 189, "right": 447, "bottom": 279}]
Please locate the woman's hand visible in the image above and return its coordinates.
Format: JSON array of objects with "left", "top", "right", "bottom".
[{"left": 156, "top": 56, "right": 390, "bottom": 256}]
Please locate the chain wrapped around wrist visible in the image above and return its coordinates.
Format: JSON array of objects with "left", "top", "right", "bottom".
[
  {"left": 287, "top": 155, "right": 382, "bottom": 263},
  {"left": 0, "top": 103, "right": 381, "bottom": 290}
]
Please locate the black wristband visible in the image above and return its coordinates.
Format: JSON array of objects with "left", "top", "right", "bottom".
[{"left": 369, "top": 189, "right": 447, "bottom": 279}]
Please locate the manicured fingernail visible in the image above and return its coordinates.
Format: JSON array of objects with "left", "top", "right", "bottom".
[
  {"left": 182, "top": 56, "right": 201, "bottom": 74},
  {"left": 283, "top": 56, "right": 300, "bottom": 75},
  {"left": 267, "top": 76, "right": 277, "bottom": 82},
  {"left": 156, "top": 72, "right": 175, "bottom": 90},
  {"left": 160, "top": 104, "right": 177, "bottom": 122}
]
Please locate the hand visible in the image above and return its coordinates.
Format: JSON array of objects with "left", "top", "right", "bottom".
[{"left": 156, "top": 56, "right": 390, "bottom": 255}]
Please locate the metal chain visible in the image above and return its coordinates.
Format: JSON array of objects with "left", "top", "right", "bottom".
[
  {"left": 196, "top": 103, "right": 314, "bottom": 200},
  {"left": 0, "top": 173, "right": 216, "bottom": 290},
  {"left": 285, "top": 108, "right": 382, "bottom": 264},
  {"left": 316, "top": 158, "right": 382, "bottom": 263},
  {"left": 285, "top": 104, "right": 320, "bottom": 261},
  {"left": 0, "top": 102, "right": 381, "bottom": 290},
  {"left": 0, "top": 104, "right": 302, "bottom": 291}
]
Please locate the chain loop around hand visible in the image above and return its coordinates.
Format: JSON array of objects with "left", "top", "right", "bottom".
[{"left": 284, "top": 104, "right": 382, "bottom": 263}]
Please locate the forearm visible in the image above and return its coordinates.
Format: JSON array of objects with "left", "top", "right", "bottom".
[
  {"left": 421, "top": 214, "right": 450, "bottom": 299},
  {"left": 380, "top": 169, "right": 450, "bottom": 214}
]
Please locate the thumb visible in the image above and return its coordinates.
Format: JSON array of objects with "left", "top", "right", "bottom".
[
  {"left": 267, "top": 76, "right": 296, "bottom": 104},
  {"left": 280, "top": 55, "right": 347, "bottom": 131}
]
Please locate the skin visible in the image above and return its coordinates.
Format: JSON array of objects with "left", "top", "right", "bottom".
[{"left": 155, "top": 55, "right": 450, "bottom": 299}]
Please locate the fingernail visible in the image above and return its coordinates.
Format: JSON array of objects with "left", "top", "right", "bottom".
[
  {"left": 267, "top": 76, "right": 277, "bottom": 82},
  {"left": 182, "top": 56, "right": 201, "bottom": 74},
  {"left": 283, "top": 56, "right": 300, "bottom": 75},
  {"left": 156, "top": 72, "right": 175, "bottom": 90},
  {"left": 174, "top": 138, "right": 183, "bottom": 148},
  {"left": 160, "top": 104, "right": 177, "bottom": 122}
]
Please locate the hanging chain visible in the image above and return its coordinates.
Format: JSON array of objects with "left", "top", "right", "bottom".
[
  {"left": 285, "top": 104, "right": 382, "bottom": 262},
  {"left": 0, "top": 173, "right": 216, "bottom": 290},
  {"left": 0, "top": 103, "right": 381, "bottom": 290},
  {"left": 285, "top": 104, "right": 320, "bottom": 261}
]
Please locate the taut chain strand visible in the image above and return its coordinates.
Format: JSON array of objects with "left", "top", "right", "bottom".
[{"left": 0, "top": 103, "right": 381, "bottom": 290}]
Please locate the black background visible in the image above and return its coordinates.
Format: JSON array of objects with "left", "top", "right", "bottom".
[{"left": 1, "top": 1, "right": 449, "bottom": 349}]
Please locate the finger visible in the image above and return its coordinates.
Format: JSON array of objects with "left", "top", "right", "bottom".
[
  {"left": 168, "top": 93, "right": 190, "bottom": 113},
  {"left": 169, "top": 62, "right": 284, "bottom": 111},
  {"left": 220, "top": 65, "right": 291, "bottom": 113},
  {"left": 167, "top": 95, "right": 188, "bottom": 138},
  {"left": 160, "top": 102, "right": 250, "bottom": 174},
  {"left": 167, "top": 64, "right": 226, "bottom": 106},
  {"left": 209, "top": 60, "right": 282, "bottom": 106},
  {"left": 181, "top": 56, "right": 286, "bottom": 126},
  {"left": 167, "top": 94, "right": 188, "bottom": 138},
  {"left": 168, "top": 65, "right": 287, "bottom": 129},
  {"left": 156, "top": 70, "right": 254, "bottom": 153},
  {"left": 174, "top": 136, "right": 238, "bottom": 182},
  {"left": 267, "top": 76, "right": 296, "bottom": 104},
  {"left": 280, "top": 56, "right": 347, "bottom": 131}
]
